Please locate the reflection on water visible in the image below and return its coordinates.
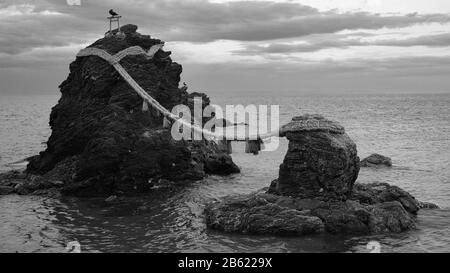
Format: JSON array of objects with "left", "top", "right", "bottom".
[{"left": 1, "top": 93, "right": 449, "bottom": 252}]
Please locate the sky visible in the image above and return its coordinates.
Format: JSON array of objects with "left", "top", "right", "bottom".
[{"left": 1, "top": 0, "right": 450, "bottom": 95}]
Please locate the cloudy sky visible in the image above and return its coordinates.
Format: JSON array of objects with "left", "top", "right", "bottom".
[{"left": 1, "top": 0, "right": 450, "bottom": 95}]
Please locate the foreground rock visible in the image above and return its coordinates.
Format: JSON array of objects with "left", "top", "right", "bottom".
[
  {"left": 206, "top": 115, "right": 437, "bottom": 236},
  {"left": 206, "top": 183, "right": 419, "bottom": 235},
  {"left": 1, "top": 25, "right": 239, "bottom": 197},
  {"left": 360, "top": 153, "right": 392, "bottom": 167}
]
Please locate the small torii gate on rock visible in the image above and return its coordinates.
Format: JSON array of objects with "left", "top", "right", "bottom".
[{"left": 106, "top": 11, "right": 124, "bottom": 38}]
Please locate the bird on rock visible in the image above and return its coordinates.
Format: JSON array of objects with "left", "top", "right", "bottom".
[{"left": 109, "top": 9, "right": 119, "bottom": 16}]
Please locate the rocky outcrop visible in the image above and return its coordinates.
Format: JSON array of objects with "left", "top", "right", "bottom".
[
  {"left": 360, "top": 153, "right": 392, "bottom": 167},
  {"left": 205, "top": 182, "right": 419, "bottom": 235},
  {"left": 271, "top": 115, "right": 360, "bottom": 200},
  {"left": 206, "top": 115, "right": 436, "bottom": 236},
  {"left": 9, "top": 24, "right": 239, "bottom": 196}
]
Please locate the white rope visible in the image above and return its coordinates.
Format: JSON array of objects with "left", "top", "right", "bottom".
[{"left": 76, "top": 45, "right": 280, "bottom": 140}]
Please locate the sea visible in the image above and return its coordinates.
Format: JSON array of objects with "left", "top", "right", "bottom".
[{"left": 0, "top": 92, "right": 449, "bottom": 253}]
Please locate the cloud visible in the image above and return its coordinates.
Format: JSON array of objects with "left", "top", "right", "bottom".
[
  {"left": 236, "top": 32, "right": 450, "bottom": 55},
  {"left": 1, "top": 0, "right": 450, "bottom": 56},
  {"left": 178, "top": 55, "right": 450, "bottom": 95},
  {"left": 1, "top": 0, "right": 450, "bottom": 94}
]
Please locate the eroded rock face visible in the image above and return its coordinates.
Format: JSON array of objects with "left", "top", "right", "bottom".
[
  {"left": 272, "top": 115, "right": 360, "bottom": 200},
  {"left": 24, "top": 25, "right": 239, "bottom": 196}
]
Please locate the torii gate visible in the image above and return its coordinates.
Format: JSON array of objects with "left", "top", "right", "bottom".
[
  {"left": 108, "top": 14, "right": 121, "bottom": 32},
  {"left": 106, "top": 13, "right": 124, "bottom": 39}
]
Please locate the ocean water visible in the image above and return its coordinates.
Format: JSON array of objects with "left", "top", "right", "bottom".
[{"left": 0, "top": 93, "right": 449, "bottom": 253}]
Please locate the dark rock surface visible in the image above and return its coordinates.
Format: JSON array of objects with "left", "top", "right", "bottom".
[
  {"left": 351, "top": 182, "right": 420, "bottom": 213},
  {"left": 2, "top": 25, "right": 239, "bottom": 197},
  {"left": 205, "top": 190, "right": 325, "bottom": 235},
  {"left": 206, "top": 115, "right": 437, "bottom": 236},
  {"left": 206, "top": 182, "right": 426, "bottom": 236},
  {"left": 271, "top": 115, "right": 360, "bottom": 200},
  {"left": 360, "top": 153, "right": 392, "bottom": 167}
]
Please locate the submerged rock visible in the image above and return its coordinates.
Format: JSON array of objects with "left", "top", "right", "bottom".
[
  {"left": 271, "top": 115, "right": 360, "bottom": 200},
  {"left": 360, "top": 153, "right": 392, "bottom": 167},
  {"left": 12, "top": 24, "right": 239, "bottom": 196},
  {"left": 206, "top": 115, "right": 435, "bottom": 236}
]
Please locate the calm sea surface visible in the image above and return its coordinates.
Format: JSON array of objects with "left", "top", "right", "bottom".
[{"left": 0, "top": 93, "right": 449, "bottom": 253}]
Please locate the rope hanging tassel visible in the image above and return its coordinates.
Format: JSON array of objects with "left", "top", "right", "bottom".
[
  {"left": 163, "top": 117, "right": 171, "bottom": 128},
  {"left": 218, "top": 139, "right": 232, "bottom": 155},
  {"left": 142, "top": 100, "right": 149, "bottom": 112},
  {"left": 245, "top": 138, "right": 264, "bottom": 155}
]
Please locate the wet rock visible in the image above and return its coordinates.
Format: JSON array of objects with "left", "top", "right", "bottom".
[
  {"left": 351, "top": 182, "right": 420, "bottom": 214},
  {"left": 204, "top": 153, "right": 240, "bottom": 175},
  {"left": 360, "top": 153, "right": 392, "bottom": 167},
  {"left": 205, "top": 193, "right": 325, "bottom": 236},
  {"left": 311, "top": 200, "right": 415, "bottom": 234},
  {"left": 23, "top": 24, "right": 238, "bottom": 196},
  {"left": 274, "top": 115, "right": 360, "bottom": 200},
  {"left": 0, "top": 186, "right": 15, "bottom": 195},
  {"left": 205, "top": 191, "right": 417, "bottom": 236}
]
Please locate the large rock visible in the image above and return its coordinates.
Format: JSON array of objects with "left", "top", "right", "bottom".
[
  {"left": 24, "top": 25, "right": 239, "bottom": 196},
  {"left": 271, "top": 115, "right": 360, "bottom": 200}
]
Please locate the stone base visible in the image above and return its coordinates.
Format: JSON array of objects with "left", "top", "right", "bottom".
[{"left": 205, "top": 183, "right": 438, "bottom": 236}]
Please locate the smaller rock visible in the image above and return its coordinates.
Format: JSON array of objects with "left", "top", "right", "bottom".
[
  {"left": 360, "top": 154, "right": 392, "bottom": 167},
  {"left": 204, "top": 154, "right": 240, "bottom": 175}
]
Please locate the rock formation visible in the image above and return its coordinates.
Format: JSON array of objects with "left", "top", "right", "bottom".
[
  {"left": 360, "top": 153, "right": 392, "bottom": 167},
  {"left": 206, "top": 115, "right": 436, "bottom": 236},
  {"left": 1, "top": 25, "right": 239, "bottom": 196},
  {"left": 272, "top": 114, "right": 359, "bottom": 200}
]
